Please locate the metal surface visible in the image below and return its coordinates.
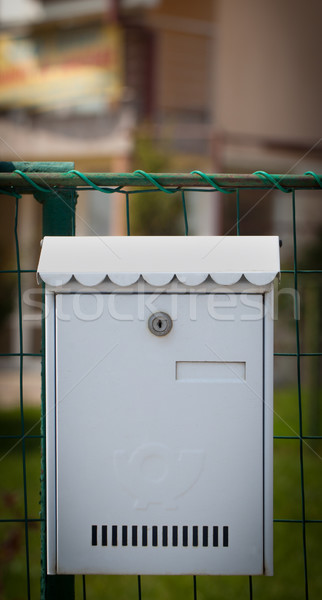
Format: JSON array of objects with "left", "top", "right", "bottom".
[
  {"left": 37, "top": 235, "right": 280, "bottom": 287},
  {"left": 41, "top": 234, "right": 277, "bottom": 575},
  {"left": 49, "top": 292, "right": 269, "bottom": 575}
]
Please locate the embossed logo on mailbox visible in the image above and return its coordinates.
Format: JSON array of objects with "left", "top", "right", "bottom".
[{"left": 114, "top": 443, "right": 205, "bottom": 509}]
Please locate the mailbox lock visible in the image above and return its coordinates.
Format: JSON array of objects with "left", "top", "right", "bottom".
[{"left": 148, "top": 312, "right": 172, "bottom": 336}]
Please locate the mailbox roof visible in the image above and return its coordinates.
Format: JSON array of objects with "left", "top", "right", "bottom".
[{"left": 37, "top": 235, "right": 280, "bottom": 287}]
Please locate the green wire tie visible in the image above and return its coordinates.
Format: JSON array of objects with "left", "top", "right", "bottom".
[
  {"left": 13, "top": 170, "right": 52, "bottom": 193},
  {"left": 253, "top": 171, "right": 292, "bottom": 193},
  {"left": 133, "top": 170, "right": 179, "bottom": 193},
  {"left": 131, "top": 171, "right": 188, "bottom": 234},
  {"left": 304, "top": 171, "right": 322, "bottom": 188},
  {"left": 67, "top": 170, "right": 123, "bottom": 193},
  {"left": 190, "top": 170, "right": 234, "bottom": 193}
]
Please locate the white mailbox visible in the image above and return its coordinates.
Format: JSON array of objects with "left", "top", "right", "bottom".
[{"left": 38, "top": 235, "right": 280, "bottom": 577}]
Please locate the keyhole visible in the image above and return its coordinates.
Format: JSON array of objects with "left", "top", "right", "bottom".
[{"left": 148, "top": 312, "right": 173, "bottom": 336}]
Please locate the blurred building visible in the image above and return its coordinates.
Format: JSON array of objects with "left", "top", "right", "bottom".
[
  {"left": 214, "top": 0, "right": 322, "bottom": 256},
  {"left": 0, "top": 0, "right": 216, "bottom": 234},
  {"left": 0, "top": 0, "right": 215, "bottom": 160}
]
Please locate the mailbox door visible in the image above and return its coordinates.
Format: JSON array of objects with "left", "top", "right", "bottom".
[{"left": 54, "top": 292, "right": 264, "bottom": 575}]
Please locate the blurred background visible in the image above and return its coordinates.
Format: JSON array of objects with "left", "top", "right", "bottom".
[{"left": 0, "top": 1, "right": 322, "bottom": 598}]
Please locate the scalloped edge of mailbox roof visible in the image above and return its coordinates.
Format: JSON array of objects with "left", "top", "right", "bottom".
[{"left": 37, "top": 235, "right": 280, "bottom": 287}]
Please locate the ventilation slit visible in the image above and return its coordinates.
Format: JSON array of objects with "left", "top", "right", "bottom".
[
  {"left": 152, "top": 526, "right": 158, "bottom": 547},
  {"left": 91, "top": 525, "right": 97, "bottom": 546},
  {"left": 102, "top": 525, "right": 107, "bottom": 546},
  {"left": 213, "top": 526, "right": 218, "bottom": 547},
  {"left": 162, "top": 526, "right": 168, "bottom": 547},
  {"left": 183, "top": 526, "right": 188, "bottom": 547},
  {"left": 112, "top": 525, "right": 118, "bottom": 547},
  {"left": 122, "top": 525, "right": 128, "bottom": 546},
  {"left": 223, "top": 526, "right": 229, "bottom": 547},
  {"left": 172, "top": 525, "right": 178, "bottom": 547},
  {"left": 132, "top": 526, "right": 138, "bottom": 547},
  {"left": 142, "top": 526, "right": 148, "bottom": 547},
  {"left": 203, "top": 526, "right": 208, "bottom": 547},
  {"left": 193, "top": 526, "right": 198, "bottom": 547}
]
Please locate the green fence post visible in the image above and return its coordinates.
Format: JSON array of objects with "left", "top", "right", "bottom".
[{"left": 30, "top": 162, "right": 77, "bottom": 600}]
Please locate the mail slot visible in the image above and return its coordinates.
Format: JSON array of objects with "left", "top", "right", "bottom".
[{"left": 37, "top": 235, "right": 279, "bottom": 576}]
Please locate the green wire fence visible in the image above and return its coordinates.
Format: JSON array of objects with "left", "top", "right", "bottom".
[{"left": 0, "top": 163, "right": 321, "bottom": 600}]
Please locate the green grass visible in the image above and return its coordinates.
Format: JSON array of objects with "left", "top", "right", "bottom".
[{"left": 0, "top": 390, "right": 321, "bottom": 600}]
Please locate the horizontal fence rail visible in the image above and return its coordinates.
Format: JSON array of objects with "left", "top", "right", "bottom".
[{"left": 0, "top": 170, "right": 322, "bottom": 192}]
